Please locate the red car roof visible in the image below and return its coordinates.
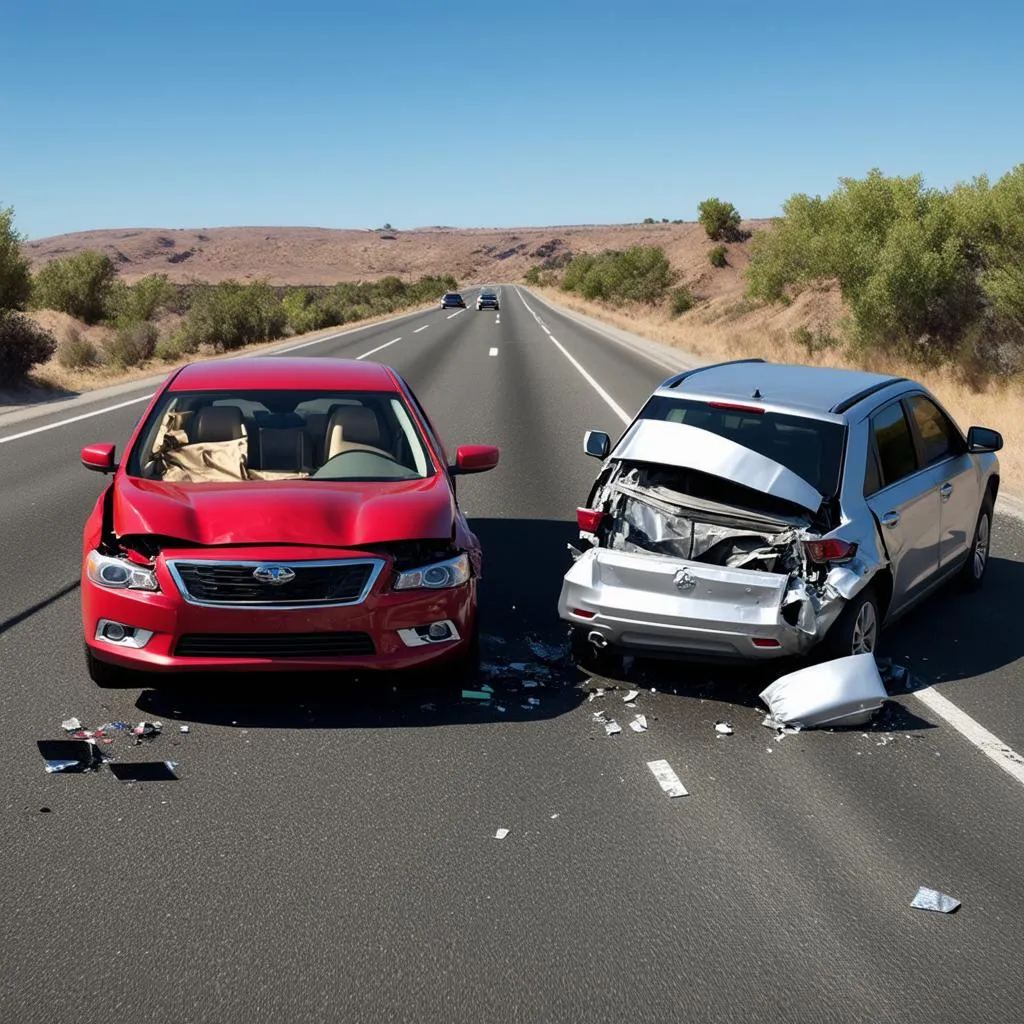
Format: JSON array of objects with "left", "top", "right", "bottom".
[{"left": 169, "top": 357, "right": 399, "bottom": 392}]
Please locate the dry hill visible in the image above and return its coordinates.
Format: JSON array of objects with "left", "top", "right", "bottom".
[{"left": 21, "top": 221, "right": 774, "bottom": 288}]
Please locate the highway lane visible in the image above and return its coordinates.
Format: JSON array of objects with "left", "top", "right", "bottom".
[{"left": 1, "top": 286, "right": 1023, "bottom": 1023}]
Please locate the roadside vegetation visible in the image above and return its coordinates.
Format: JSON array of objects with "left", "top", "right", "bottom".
[
  {"left": 0, "top": 202, "right": 458, "bottom": 391},
  {"left": 745, "top": 166, "right": 1024, "bottom": 376}
]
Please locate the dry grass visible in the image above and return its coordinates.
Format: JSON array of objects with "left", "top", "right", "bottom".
[{"left": 537, "top": 286, "right": 1024, "bottom": 498}]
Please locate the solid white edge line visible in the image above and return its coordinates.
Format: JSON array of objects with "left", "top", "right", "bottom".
[
  {"left": 545, "top": 335, "right": 630, "bottom": 425},
  {"left": 357, "top": 337, "right": 403, "bottom": 360},
  {"left": 912, "top": 685, "right": 1024, "bottom": 787},
  {"left": 0, "top": 394, "right": 154, "bottom": 444}
]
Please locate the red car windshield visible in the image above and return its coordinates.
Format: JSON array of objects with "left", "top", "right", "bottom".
[{"left": 127, "top": 389, "right": 436, "bottom": 484}]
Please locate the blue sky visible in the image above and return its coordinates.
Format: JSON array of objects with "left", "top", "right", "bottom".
[{"left": 2, "top": 0, "right": 1022, "bottom": 238}]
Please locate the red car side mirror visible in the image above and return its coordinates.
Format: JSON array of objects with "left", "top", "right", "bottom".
[
  {"left": 452, "top": 445, "right": 499, "bottom": 475},
  {"left": 81, "top": 443, "right": 118, "bottom": 473}
]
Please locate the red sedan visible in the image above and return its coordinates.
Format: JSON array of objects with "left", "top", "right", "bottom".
[{"left": 79, "top": 357, "right": 499, "bottom": 686}]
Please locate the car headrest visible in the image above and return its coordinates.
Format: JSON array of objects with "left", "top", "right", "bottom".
[
  {"left": 191, "top": 406, "right": 245, "bottom": 443},
  {"left": 325, "top": 406, "right": 382, "bottom": 456}
]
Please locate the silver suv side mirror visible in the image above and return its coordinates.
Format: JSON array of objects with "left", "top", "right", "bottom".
[{"left": 584, "top": 430, "right": 610, "bottom": 459}]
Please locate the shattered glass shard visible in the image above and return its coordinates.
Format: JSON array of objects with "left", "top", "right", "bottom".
[{"left": 910, "top": 887, "right": 961, "bottom": 913}]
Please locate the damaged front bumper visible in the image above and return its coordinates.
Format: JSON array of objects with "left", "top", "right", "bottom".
[{"left": 558, "top": 547, "right": 864, "bottom": 661}]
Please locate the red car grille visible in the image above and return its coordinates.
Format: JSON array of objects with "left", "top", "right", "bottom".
[
  {"left": 174, "top": 632, "right": 376, "bottom": 658},
  {"left": 168, "top": 559, "right": 381, "bottom": 606}
]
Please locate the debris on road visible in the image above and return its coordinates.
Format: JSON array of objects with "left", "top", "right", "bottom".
[
  {"left": 876, "top": 657, "right": 910, "bottom": 688},
  {"left": 109, "top": 761, "right": 179, "bottom": 783},
  {"left": 494, "top": 828, "right": 510, "bottom": 840},
  {"left": 759, "top": 653, "right": 887, "bottom": 729},
  {"left": 37, "top": 739, "right": 101, "bottom": 774},
  {"left": 179, "top": 725, "right": 190, "bottom": 733},
  {"left": 60, "top": 717, "right": 82, "bottom": 733},
  {"left": 605, "top": 720, "right": 622, "bottom": 736},
  {"left": 623, "top": 690, "right": 639, "bottom": 703},
  {"left": 132, "top": 721, "right": 163, "bottom": 744},
  {"left": 528, "top": 640, "right": 565, "bottom": 664},
  {"left": 630, "top": 714, "right": 648, "bottom": 733},
  {"left": 462, "top": 690, "right": 492, "bottom": 702},
  {"left": 911, "top": 887, "right": 961, "bottom": 914},
  {"left": 647, "top": 759, "right": 688, "bottom": 797},
  {"left": 715, "top": 722, "right": 734, "bottom": 736},
  {"left": 525, "top": 697, "right": 541, "bottom": 706},
  {"left": 522, "top": 681, "right": 539, "bottom": 689}
]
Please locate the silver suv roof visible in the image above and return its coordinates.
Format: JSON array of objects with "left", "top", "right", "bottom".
[{"left": 657, "top": 360, "right": 904, "bottom": 417}]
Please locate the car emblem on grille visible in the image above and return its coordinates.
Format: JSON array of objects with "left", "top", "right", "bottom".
[
  {"left": 673, "top": 569, "right": 696, "bottom": 591},
  {"left": 253, "top": 565, "right": 296, "bottom": 585}
]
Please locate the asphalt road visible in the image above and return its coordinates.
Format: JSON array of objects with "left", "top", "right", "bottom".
[{"left": 2, "top": 287, "right": 1023, "bottom": 1024}]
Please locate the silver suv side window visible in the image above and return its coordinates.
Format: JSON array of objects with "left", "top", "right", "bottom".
[
  {"left": 906, "top": 395, "right": 963, "bottom": 466},
  {"left": 871, "top": 402, "right": 919, "bottom": 488}
]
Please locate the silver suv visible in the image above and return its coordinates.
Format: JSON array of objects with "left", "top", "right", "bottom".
[{"left": 559, "top": 359, "right": 1002, "bottom": 667}]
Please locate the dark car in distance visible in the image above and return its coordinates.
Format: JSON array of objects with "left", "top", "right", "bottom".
[
  {"left": 441, "top": 293, "right": 466, "bottom": 309},
  {"left": 476, "top": 291, "right": 500, "bottom": 311}
]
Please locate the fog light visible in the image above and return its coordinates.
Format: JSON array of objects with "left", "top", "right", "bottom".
[
  {"left": 95, "top": 619, "right": 154, "bottom": 649},
  {"left": 397, "top": 620, "right": 462, "bottom": 648}
]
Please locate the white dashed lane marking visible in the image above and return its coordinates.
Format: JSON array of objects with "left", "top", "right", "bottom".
[
  {"left": 357, "top": 337, "right": 402, "bottom": 360},
  {"left": 413, "top": 325, "right": 430, "bottom": 333}
]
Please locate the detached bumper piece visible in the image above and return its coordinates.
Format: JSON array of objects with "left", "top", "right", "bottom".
[{"left": 174, "top": 632, "right": 375, "bottom": 658}]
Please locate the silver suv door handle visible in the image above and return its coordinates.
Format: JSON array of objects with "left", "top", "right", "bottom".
[
  {"left": 880, "top": 511, "right": 901, "bottom": 528},
  {"left": 940, "top": 482, "right": 953, "bottom": 501}
]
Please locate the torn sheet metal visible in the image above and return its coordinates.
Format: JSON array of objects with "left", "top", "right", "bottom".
[
  {"left": 760, "top": 653, "right": 887, "bottom": 728},
  {"left": 623, "top": 690, "right": 639, "bottom": 703},
  {"left": 630, "top": 714, "right": 648, "bottom": 733},
  {"left": 911, "top": 887, "right": 961, "bottom": 913},
  {"left": 647, "top": 759, "right": 688, "bottom": 797},
  {"left": 605, "top": 720, "right": 622, "bottom": 736},
  {"left": 613, "top": 419, "right": 824, "bottom": 513}
]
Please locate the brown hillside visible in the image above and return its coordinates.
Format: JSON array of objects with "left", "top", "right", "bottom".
[{"left": 21, "top": 221, "right": 774, "bottom": 287}]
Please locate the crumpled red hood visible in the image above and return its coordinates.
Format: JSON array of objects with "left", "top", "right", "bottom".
[{"left": 112, "top": 474, "right": 456, "bottom": 548}]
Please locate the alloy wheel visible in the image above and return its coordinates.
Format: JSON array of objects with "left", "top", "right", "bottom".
[{"left": 851, "top": 602, "right": 878, "bottom": 655}]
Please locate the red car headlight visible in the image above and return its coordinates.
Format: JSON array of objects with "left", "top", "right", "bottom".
[
  {"left": 393, "top": 553, "right": 470, "bottom": 591},
  {"left": 86, "top": 550, "right": 160, "bottom": 592}
]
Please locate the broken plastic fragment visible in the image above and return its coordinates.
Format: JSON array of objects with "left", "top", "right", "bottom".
[
  {"left": 179, "top": 725, "right": 190, "bottom": 733},
  {"left": 481, "top": 683, "right": 494, "bottom": 693},
  {"left": 715, "top": 722, "right": 734, "bottom": 736},
  {"left": 461, "top": 690, "right": 492, "bottom": 701},
  {"left": 910, "top": 887, "right": 960, "bottom": 913},
  {"left": 522, "top": 680, "right": 539, "bottom": 689},
  {"left": 526, "top": 697, "right": 540, "bottom": 706},
  {"left": 604, "top": 720, "right": 622, "bottom": 736},
  {"left": 760, "top": 654, "right": 887, "bottom": 729},
  {"left": 623, "top": 690, "right": 639, "bottom": 703},
  {"left": 132, "top": 721, "right": 163, "bottom": 742},
  {"left": 528, "top": 640, "right": 565, "bottom": 663},
  {"left": 61, "top": 717, "right": 82, "bottom": 732},
  {"left": 630, "top": 714, "right": 648, "bottom": 733},
  {"left": 494, "top": 828, "right": 510, "bottom": 840},
  {"left": 109, "top": 761, "right": 179, "bottom": 782},
  {"left": 647, "top": 759, "right": 688, "bottom": 797},
  {"left": 38, "top": 739, "right": 101, "bottom": 774}
]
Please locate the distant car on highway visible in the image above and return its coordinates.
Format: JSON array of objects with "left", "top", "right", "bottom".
[
  {"left": 476, "top": 291, "right": 500, "bottom": 311},
  {"left": 441, "top": 292, "right": 466, "bottom": 309},
  {"left": 560, "top": 359, "right": 1002, "bottom": 669},
  {"left": 79, "top": 357, "right": 499, "bottom": 687}
]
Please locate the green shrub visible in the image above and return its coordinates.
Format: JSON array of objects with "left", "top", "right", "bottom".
[
  {"left": 107, "top": 274, "right": 175, "bottom": 326},
  {"left": 643, "top": 217, "right": 656, "bottom": 224},
  {"left": 0, "top": 310, "right": 56, "bottom": 385},
  {"left": 154, "top": 333, "right": 197, "bottom": 362},
  {"left": 791, "top": 324, "right": 839, "bottom": 355},
  {"left": 0, "top": 204, "right": 32, "bottom": 311},
  {"left": 32, "top": 251, "right": 117, "bottom": 324},
  {"left": 698, "top": 198, "right": 742, "bottom": 241},
  {"left": 709, "top": 245, "right": 728, "bottom": 268},
  {"left": 562, "top": 246, "right": 673, "bottom": 305},
  {"left": 105, "top": 321, "right": 158, "bottom": 367},
  {"left": 670, "top": 285, "right": 696, "bottom": 316},
  {"left": 181, "top": 280, "right": 287, "bottom": 351},
  {"left": 56, "top": 327, "right": 98, "bottom": 368}
]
